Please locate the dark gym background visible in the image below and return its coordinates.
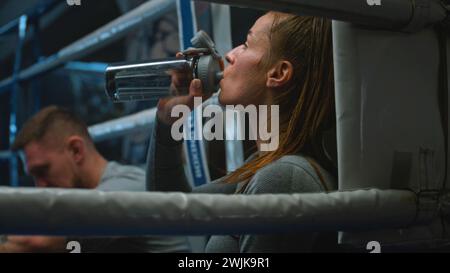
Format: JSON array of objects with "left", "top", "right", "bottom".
[{"left": 0, "top": 0, "right": 264, "bottom": 186}]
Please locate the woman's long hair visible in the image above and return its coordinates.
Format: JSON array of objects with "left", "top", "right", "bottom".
[{"left": 225, "top": 13, "right": 336, "bottom": 190}]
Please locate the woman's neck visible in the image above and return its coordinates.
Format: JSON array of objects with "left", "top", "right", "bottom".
[{"left": 255, "top": 90, "right": 277, "bottom": 154}]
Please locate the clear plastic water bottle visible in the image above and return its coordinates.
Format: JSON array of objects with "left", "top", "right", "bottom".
[{"left": 105, "top": 31, "right": 223, "bottom": 102}]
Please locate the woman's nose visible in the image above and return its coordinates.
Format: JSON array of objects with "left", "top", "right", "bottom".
[
  {"left": 225, "top": 47, "right": 238, "bottom": 65},
  {"left": 225, "top": 53, "right": 233, "bottom": 65}
]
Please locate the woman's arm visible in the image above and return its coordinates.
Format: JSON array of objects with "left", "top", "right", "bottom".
[
  {"left": 146, "top": 116, "right": 238, "bottom": 194},
  {"left": 146, "top": 74, "right": 235, "bottom": 193},
  {"left": 146, "top": 117, "right": 191, "bottom": 192},
  {"left": 146, "top": 76, "right": 205, "bottom": 192}
]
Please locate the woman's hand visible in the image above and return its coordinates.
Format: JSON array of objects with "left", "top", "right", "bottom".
[{"left": 157, "top": 53, "right": 212, "bottom": 125}]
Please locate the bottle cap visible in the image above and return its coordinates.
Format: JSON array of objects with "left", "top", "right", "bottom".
[{"left": 197, "top": 55, "right": 222, "bottom": 95}]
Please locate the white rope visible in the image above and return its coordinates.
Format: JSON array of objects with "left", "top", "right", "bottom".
[{"left": 0, "top": 187, "right": 432, "bottom": 236}]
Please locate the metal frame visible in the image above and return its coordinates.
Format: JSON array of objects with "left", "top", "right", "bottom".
[
  {"left": 0, "top": 0, "right": 177, "bottom": 93},
  {"left": 0, "top": 0, "right": 66, "bottom": 186},
  {"left": 0, "top": 0, "right": 177, "bottom": 186},
  {"left": 0, "top": 0, "right": 60, "bottom": 36},
  {"left": 8, "top": 15, "right": 28, "bottom": 187}
]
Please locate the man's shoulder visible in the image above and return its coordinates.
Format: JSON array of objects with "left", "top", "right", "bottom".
[
  {"left": 97, "top": 161, "right": 146, "bottom": 192},
  {"left": 106, "top": 161, "right": 146, "bottom": 176}
]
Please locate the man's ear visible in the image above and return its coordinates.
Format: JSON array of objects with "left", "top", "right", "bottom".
[
  {"left": 66, "top": 136, "right": 85, "bottom": 164},
  {"left": 266, "top": 60, "right": 294, "bottom": 88}
]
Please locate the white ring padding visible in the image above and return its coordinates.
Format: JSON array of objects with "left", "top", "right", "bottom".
[
  {"left": 196, "top": 0, "right": 447, "bottom": 32},
  {"left": 0, "top": 187, "right": 431, "bottom": 236}
]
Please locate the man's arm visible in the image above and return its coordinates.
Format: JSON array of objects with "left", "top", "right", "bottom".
[{"left": 0, "top": 236, "right": 67, "bottom": 253}]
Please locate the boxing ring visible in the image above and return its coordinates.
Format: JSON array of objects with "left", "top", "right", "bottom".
[
  {"left": 0, "top": 188, "right": 444, "bottom": 236},
  {"left": 1, "top": 0, "right": 450, "bottom": 250}
]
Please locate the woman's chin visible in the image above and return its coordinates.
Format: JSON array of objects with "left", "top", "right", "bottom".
[
  {"left": 218, "top": 92, "right": 228, "bottom": 106},
  {"left": 218, "top": 92, "right": 236, "bottom": 106}
]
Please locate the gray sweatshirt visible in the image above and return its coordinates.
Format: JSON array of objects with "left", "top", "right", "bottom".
[
  {"left": 71, "top": 161, "right": 190, "bottom": 253},
  {"left": 146, "top": 118, "right": 337, "bottom": 253}
]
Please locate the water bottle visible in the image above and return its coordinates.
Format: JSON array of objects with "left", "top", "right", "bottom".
[{"left": 105, "top": 30, "right": 223, "bottom": 102}]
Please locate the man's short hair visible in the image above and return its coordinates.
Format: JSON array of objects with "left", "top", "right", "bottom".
[{"left": 12, "top": 106, "right": 93, "bottom": 151}]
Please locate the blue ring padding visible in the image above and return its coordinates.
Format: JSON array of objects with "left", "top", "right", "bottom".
[
  {"left": 178, "top": 0, "right": 194, "bottom": 49},
  {"left": 186, "top": 113, "right": 209, "bottom": 186},
  {"left": 178, "top": 0, "right": 209, "bottom": 186}
]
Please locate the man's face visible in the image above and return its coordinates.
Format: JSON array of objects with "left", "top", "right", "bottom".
[{"left": 23, "top": 139, "right": 80, "bottom": 188}]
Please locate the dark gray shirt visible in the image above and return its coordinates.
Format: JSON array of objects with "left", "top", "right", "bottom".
[
  {"left": 73, "top": 161, "right": 190, "bottom": 253},
  {"left": 146, "top": 119, "right": 337, "bottom": 253}
]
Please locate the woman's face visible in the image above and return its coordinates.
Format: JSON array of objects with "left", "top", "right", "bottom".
[{"left": 219, "top": 14, "right": 274, "bottom": 107}]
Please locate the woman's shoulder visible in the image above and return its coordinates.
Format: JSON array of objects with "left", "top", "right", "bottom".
[
  {"left": 256, "top": 154, "right": 320, "bottom": 181},
  {"left": 244, "top": 154, "right": 336, "bottom": 194}
]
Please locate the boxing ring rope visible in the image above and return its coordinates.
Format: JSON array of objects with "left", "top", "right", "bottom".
[
  {"left": 88, "top": 108, "right": 156, "bottom": 142},
  {"left": 197, "top": 0, "right": 448, "bottom": 33},
  {"left": 0, "top": 187, "right": 447, "bottom": 236}
]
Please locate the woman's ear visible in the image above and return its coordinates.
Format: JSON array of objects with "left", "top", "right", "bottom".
[
  {"left": 66, "top": 136, "right": 85, "bottom": 165},
  {"left": 266, "top": 60, "right": 293, "bottom": 88}
]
